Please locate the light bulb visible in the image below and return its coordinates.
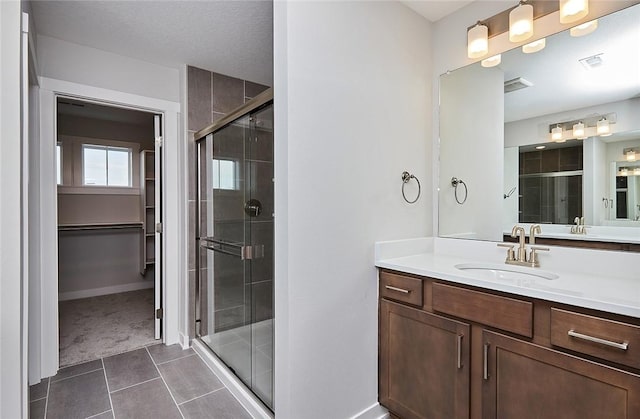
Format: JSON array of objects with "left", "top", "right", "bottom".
[
  {"left": 468, "top": 23, "right": 488, "bottom": 59},
  {"left": 560, "top": 0, "right": 589, "bottom": 24},
  {"left": 522, "top": 38, "right": 546, "bottom": 53},
  {"left": 570, "top": 19, "right": 598, "bottom": 37},
  {"left": 481, "top": 54, "right": 502, "bottom": 68},
  {"left": 509, "top": 2, "right": 534, "bottom": 43},
  {"left": 597, "top": 117, "right": 611, "bottom": 136}
]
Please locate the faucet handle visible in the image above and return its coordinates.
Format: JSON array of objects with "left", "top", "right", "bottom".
[
  {"left": 529, "top": 246, "right": 549, "bottom": 267},
  {"left": 497, "top": 243, "right": 516, "bottom": 262}
]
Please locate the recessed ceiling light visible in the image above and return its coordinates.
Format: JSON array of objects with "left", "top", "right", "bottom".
[{"left": 535, "top": 145, "right": 546, "bottom": 150}]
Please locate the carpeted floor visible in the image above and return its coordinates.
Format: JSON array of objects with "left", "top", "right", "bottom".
[{"left": 59, "top": 288, "right": 158, "bottom": 367}]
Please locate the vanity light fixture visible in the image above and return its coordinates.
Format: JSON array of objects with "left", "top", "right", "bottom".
[
  {"left": 522, "top": 38, "right": 546, "bottom": 53},
  {"left": 481, "top": 54, "right": 502, "bottom": 67},
  {"left": 570, "top": 19, "right": 598, "bottom": 37},
  {"left": 635, "top": 167, "right": 640, "bottom": 176},
  {"left": 510, "top": 1, "right": 534, "bottom": 42},
  {"left": 625, "top": 149, "right": 637, "bottom": 162},
  {"left": 572, "top": 121, "right": 585, "bottom": 138},
  {"left": 468, "top": 22, "right": 489, "bottom": 59},
  {"left": 620, "top": 167, "right": 629, "bottom": 176},
  {"left": 559, "top": 0, "right": 589, "bottom": 24},
  {"left": 596, "top": 117, "right": 611, "bottom": 136},
  {"left": 551, "top": 125, "right": 564, "bottom": 142}
]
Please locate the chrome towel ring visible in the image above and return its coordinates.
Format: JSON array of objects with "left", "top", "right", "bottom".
[
  {"left": 401, "top": 171, "right": 421, "bottom": 204},
  {"left": 451, "top": 177, "right": 468, "bottom": 205}
]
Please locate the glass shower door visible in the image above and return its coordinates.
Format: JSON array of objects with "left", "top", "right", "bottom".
[{"left": 197, "top": 102, "right": 274, "bottom": 409}]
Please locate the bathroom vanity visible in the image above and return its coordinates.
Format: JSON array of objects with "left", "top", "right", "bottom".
[{"left": 376, "top": 239, "right": 640, "bottom": 419}]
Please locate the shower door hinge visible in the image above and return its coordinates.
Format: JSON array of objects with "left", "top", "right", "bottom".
[
  {"left": 155, "top": 137, "right": 163, "bottom": 148},
  {"left": 156, "top": 222, "right": 163, "bottom": 233},
  {"left": 156, "top": 308, "right": 163, "bottom": 319}
]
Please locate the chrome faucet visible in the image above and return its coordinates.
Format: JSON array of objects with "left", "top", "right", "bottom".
[{"left": 497, "top": 224, "right": 549, "bottom": 268}]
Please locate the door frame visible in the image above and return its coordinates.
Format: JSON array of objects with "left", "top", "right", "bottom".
[{"left": 36, "top": 77, "right": 183, "bottom": 379}]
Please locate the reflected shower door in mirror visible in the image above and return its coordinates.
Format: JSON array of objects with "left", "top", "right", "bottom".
[
  {"left": 439, "top": 3, "right": 640, "bottom": 244},
  {"left": 197, "top": 102, "right": 274, "bottom": 409}
]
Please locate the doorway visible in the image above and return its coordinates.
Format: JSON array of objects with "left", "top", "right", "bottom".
[{"left": 55, "top": 97, "right": 163, "bottom": 366}]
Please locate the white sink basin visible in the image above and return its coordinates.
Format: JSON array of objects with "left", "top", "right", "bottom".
[{"left": 455, "top": 263, "right": 559, "bottom": 281}]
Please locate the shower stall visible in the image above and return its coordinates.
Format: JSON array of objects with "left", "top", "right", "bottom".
[{"left": 195, "top": 89, "right": 274, "bottom": 410}]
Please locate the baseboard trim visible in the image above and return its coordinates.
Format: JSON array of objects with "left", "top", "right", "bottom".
[
  {"left": 192, "top": 339, "right": 273, "bottom": 419},
  {"left": 350, "top": 402, "right": 389, "bottom": 419},
  {"left": 58, "top": 281, "right": 154, "bottom": 301}
]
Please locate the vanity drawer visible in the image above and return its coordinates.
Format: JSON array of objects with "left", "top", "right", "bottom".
[
  {"left": 551, "top": 308, "right": 640, "bottom": 369},
  {"left": 379, "top": 271, "right": 423, "bottom": 306},
  {"left": 432, "top": 282, "right": 533, "bottom": 337}
]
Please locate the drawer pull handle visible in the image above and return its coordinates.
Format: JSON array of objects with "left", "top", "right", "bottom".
[
  {"left": 385, "top": 285, "right": 411, "bottom": 294},
  {"left": 483, "top": 343, "right": 490, "bottom": 380},
  {"left": 456, "top": 335, "right": 463, "bottom": 369},
  {"left": 568, "top": 330, "right": 629, "bottom": 351}
]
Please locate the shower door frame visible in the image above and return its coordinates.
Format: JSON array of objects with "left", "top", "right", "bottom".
[{"left": 194, "top": 87, "right": 273, "bottom": 337}]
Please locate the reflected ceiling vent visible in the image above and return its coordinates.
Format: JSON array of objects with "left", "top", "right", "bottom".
[
  {"left": 504, "top": 77, "right": 533, "bottom": 93},
  {"left": 579, "top": 53, "right": 604, "bottom": 70}
]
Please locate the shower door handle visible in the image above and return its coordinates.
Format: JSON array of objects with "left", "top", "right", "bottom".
[{"left": 200, "top": 237, "right": 264, "bottom": 260}]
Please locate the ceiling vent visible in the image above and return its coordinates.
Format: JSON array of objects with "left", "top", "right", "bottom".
[
  {"left": 504, "top": 77, "right": 533, "bottom": 93},
  {"left": 579, "top": 53, "right": 604, "bottom": 70}
]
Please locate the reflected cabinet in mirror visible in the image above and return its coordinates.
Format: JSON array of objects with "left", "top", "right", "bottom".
[{"left": 439, "top": 3, "right": 640, "bottom": 249}]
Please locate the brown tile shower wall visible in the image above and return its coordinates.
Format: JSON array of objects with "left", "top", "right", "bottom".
[{"left": 186, "top": 66, "right": 270, "bottom": 336}]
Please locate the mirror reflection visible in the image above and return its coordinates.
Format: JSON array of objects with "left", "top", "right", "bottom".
[{"left": 439, "top": 3, "right": 640, "bottom": 244}]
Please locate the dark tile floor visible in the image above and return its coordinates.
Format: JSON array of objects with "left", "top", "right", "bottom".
[{"left": 29, "top": 344, "right": 253, "bottom": 419}]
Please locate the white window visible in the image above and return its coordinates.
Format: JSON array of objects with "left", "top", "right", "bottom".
[
  {"left": 82, "top": 144, "right": 132, "bottom": 187},
  {"left": 212, "top": 159, "right": 238, "bottom": 190},
  {"left": 56, "top": 143, "right": 62, "bottom": 185}
]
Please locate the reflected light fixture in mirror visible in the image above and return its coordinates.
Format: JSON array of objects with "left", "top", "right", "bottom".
[
  {"left": 572, "top": 121, "right": 585, "bottom": 138},
  {"left": 570, "top": 19, "right": 598, "bottom": 36},
  {"left": 468, "top": 22, "right": 489, "bottom": 58},
  {"left": 626, "top": 149, "right": 637, "bottom": 162},
  {"left": 551, "top": 125, "right": 564, "bottom": 142},
  {"left": 597, "top": 117, "right": 611, "bottom": 136},
  {"left": 560, "top": 0, "right": 589, "bottom": 23},
  {"left": 522, "top": 38, "right": 546, "bottom": 53},
  {"left": 635, "top": 167, "right": 640, "bottom": 176},
  {"left": 482, "top": 54, "right": 502, "bottom": 68},
  {"left": 510, "top": 1, "right": 534, "bottom": 42}
]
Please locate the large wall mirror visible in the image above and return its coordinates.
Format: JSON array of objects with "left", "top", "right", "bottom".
[{"left": 439, "top": 3, "right": 640, "bottom": 247}]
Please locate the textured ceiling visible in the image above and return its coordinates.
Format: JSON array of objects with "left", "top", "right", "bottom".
[{"left": 30, "top": 0, "right": 273, "bottom": 86}]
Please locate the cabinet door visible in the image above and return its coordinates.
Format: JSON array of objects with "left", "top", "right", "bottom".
[
  {"left": 482, "top": 330, "right": 640, "bottom": 419},
  {"left": 380, "top": 299, "right": 470, "bottom": 419}
]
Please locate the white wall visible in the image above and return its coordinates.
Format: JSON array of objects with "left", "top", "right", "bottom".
[
  {"left": 274, "top": 2, "right": 431, "bottom": 418},
  {"left": 1, "top": 1, "right": 28, "bottom": 417},
  {"left": 37, "top": 35, "right": 180, "bottom": 102}
]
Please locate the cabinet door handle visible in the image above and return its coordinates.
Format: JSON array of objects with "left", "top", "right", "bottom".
[
  {"left": 483, "top": 343, "right": 490, "bottom": 380},
  {"left": 385, "top": 285, "right": 411, "bottom": 294},
  {"left": 568, "top": 330, "right": 629, "bottom": 351},
  {"left": 456, "top": 335, "right": 463, "bottom": 369}
]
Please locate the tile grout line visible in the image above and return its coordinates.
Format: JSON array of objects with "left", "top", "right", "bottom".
[
  {"left": 101, "top": 358, "right": 115, "bottom": 418},
  {"left": 50, "top": 368, "right": 104, "bottom": 384},
  {"left": 154, "top": 352, "right": 197, "bottom": 366},
  {"left": 145, "top": 346, "right": 186, "bottom": 419},
  {"left": 85, "top": 409, "right": 112, "bottom": 419},
  {"left": 109, "top": 377, "right": 163, "bottom": 395},
  {"left": 177, "top": 386, "right": 224, "bottom": 406},
  {"left": 43, "top": 377, "right": 51, "bottom": 419},
  {"left": 30, "top": 395, "right": 47, "bottom": 403}
]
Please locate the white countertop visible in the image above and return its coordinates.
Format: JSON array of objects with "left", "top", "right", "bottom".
[{"left": 375, "top": 237, "right": 640, "bottom": 318}]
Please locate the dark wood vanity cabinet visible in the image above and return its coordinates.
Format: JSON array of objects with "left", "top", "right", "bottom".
[
  {"left": 379, "top": 299, "right": 470, "bottom": 419},
  {"left": 378, "top": 269, "right": 640, "bottom": 419}
]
